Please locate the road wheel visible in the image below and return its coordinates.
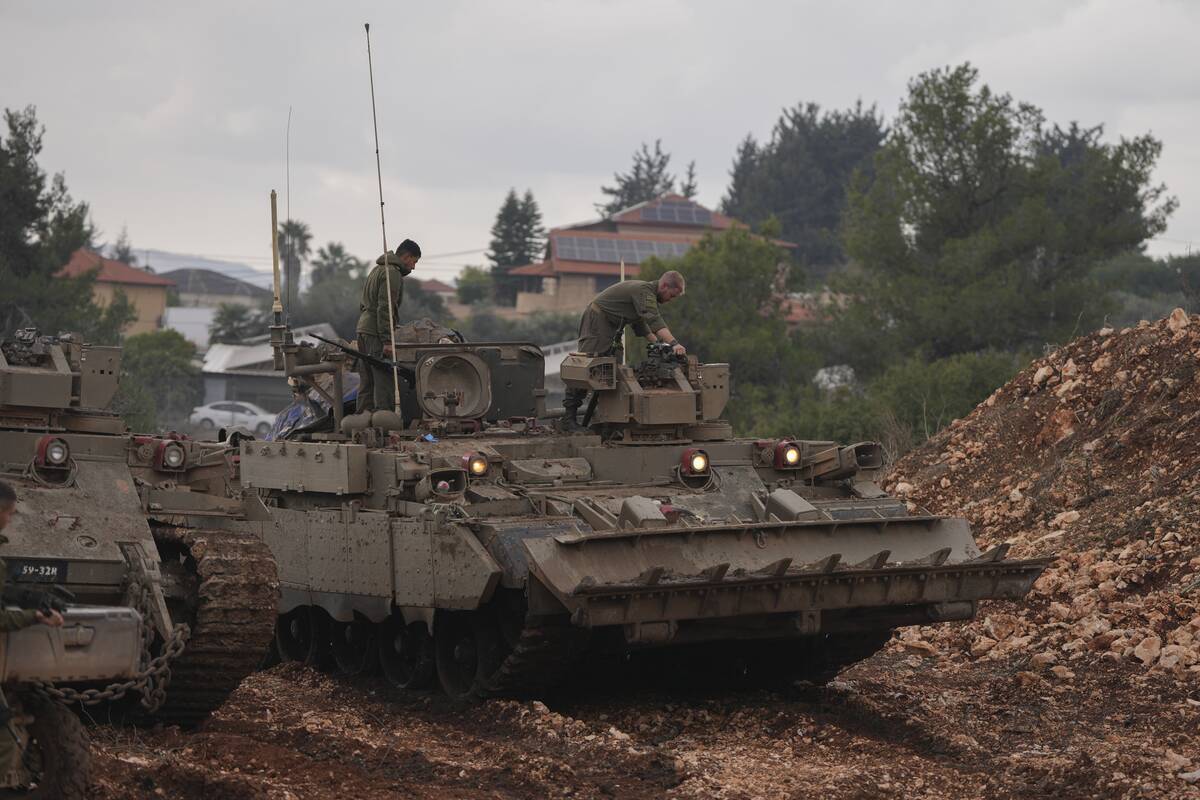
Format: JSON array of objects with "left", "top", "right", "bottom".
[
  {"left": 13, "top": 692, "right": 91, "bottom": 800},
  {"left": 331, "top": 617, "right": 377, "bottom": 676},
  {"left": 198, "top": 417, "right": 215, "bottom": 430},
  {"left": 378, "top": 615, "right": 435, "bottom": 690},
  {"left": 275, "top": 606, "right": 330, "bottom": 667},
  {"left": 434, "top": 610, "right": 504, "bottom": 702}
]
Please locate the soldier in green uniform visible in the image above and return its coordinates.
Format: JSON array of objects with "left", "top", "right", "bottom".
[
  {"left": 0, "top": 480, "right": 64, "bottom": 780},
  {"left": 561, "top": 270, "right": 687, "bottom": 431},
  {"left": 355, "top": 239, "right": 421, "bottom": 414}
]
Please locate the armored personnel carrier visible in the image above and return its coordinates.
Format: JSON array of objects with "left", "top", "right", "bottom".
[
  {"left": 155, "top": 306, "right": 1047, "bottom": 700},
  {"left": 0, "top": 328, "right": 278, "bottom": 724}
]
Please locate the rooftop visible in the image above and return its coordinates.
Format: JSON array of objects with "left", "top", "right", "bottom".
[{"left": 58, "top": 249, "right": 175, "bottom": 287}]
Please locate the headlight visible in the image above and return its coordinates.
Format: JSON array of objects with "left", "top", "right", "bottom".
[
  {"left": 463, "top": 452, "right": 489, "bottom": 477},
  {"left": 37, "top": 436, "right": 70, "bottom": 468},
  {"left": 159, "top": 441, "right": 187, "bottom": 470},
  {"left": 681, "top": 448, "right": 709, "bottom": 475},
  {"left": 774, "top": 441, "right": 802, "bottom": 469}
]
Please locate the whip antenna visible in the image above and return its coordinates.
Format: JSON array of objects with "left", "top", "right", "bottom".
[{"left": 364, "top": 22, "right": 402, "bottom": 414}]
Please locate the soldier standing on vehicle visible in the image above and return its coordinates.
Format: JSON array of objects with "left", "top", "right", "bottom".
[
  {"left": 0, "top": 480, "right": 63, "bottom": 779},
  {"left": 355, "top": 239, "right": 421, "bottom": 414},
  {"left": 561, "top": 270, "right": 687, "bottom": 432}
]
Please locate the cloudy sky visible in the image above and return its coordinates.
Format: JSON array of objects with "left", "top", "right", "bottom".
[{"left": 3, "top": 0, "right": 1196, "bottom": 285}]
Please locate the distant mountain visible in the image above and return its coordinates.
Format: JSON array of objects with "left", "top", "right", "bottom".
[{"left": 131, "top": 249, "right": 274, "bottom": 290}]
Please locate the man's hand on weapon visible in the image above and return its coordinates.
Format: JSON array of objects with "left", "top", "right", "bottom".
[
  {"left": 35, "top": 608, "right": 63, "bottom": 627},
  {"left": 671, "top": 342, "right": 686, "bottom": 356}
]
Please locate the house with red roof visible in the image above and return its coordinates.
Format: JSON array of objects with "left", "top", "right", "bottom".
[
  {"left": 58, "top": 249, "right": 175, "bottom": 336},
  {"left": 508, "top": 194, "right": 781, "bottom": 316}
]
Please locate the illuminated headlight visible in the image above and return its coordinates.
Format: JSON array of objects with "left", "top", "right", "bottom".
[
  {"left": 774, "top": 441, "right": 802, "bottom": 469},
  {"left": 45, "top": 439, "right": 70, "bottom": 465},
  {"left": 463, "top": 452, "right": 489, "bottom": 477},
  {"left": 681, "top": 448, "right": 709, "bottom": 476},
  {"left": 160, "top": 442, "right": 187, "bottom": 470},
  {"left": 37, "top": 436, "right": 70, "bottom": 468}
]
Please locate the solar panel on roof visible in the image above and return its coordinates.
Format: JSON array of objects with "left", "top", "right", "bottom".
[
  {"left": 555, "top": 236, "right": 691, "bottom": 264},
  {"left": 640, "top": 201, "right": 712, "bottom": 226}
]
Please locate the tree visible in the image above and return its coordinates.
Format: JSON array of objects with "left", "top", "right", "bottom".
[
  {"left": 456, "top": 265, "right": 493, "bottom": 305},
  {"left": 117, "top": 329, "right": 204, "bottom": 428},
  {"left": 637, "top": 228, "right": 819, "bottom": 433},
  {"left": 721, "top": 102, "right": 884, "bottom": 273},
  {"left": 277, "top": 218, "right": 312, "bottom": 310},
  {"left": 0, "top": 105, "right": 130, "bottom": 342},
  {"left": 311, "top": 241, "right": 365, "bottom": 285},
  {"left": 109, "top": 226, "right": 137, "bottom": 265},
  {"left": 838, "top": 63, "right": 1174, "bottom": 374},
  {"left": 453, "top": 311, "right": 578, "bottom": 346},
  {"left": 679, "top": 160, "right": 699, "bottom": 200},
  {"left": 596, "top": 140, "right": 676, "bottom": 216},
  {"left": 209, "top": 302, "right": 268, "bottom": 345},
  {"left": 487, "top": 189, "right": 546, "bottom": 305}
]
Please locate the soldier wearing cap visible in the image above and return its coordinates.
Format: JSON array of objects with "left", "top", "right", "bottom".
[
  {"left": 561, "top": 270, "right": 687, "bottom": 431},
  {"left": 0, "top": 481, "right": 63, "bottom": 779},
  {"left": 355, "top": 239, "right": 421, "bottom": 414}
]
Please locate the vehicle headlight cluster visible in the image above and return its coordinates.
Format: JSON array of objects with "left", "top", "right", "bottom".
[
  {"left": 157, "top": 441, "right": 187, "bottom": 471},
  {"left": 774, "top": 441, "right": 802, "bottom": 469},
  {"left": 681, "top": 448, "right": 710, "bottom": 476},
  {"left": 462, "top": 451, "right": 489, "bottom": 477},
  {"left": 36, "top": 436, "right": 71, "bottom": 469}
]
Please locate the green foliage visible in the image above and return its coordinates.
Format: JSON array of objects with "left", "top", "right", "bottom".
[
  {"left": 596, "top": 140, "right": 678, "bottom": 216},
  {"left": 456, "top": 265, "right": 493, "bottom": 305},
  {"left": 209, "top": 302, "right": 269, "bottom": 345},
  {"left": 0, "top": 105, "right": 123, "bottom": 340},
  {"left": 116, "top": 329, "right": 203, "bottom": 429},
  {"left": 488, "top": 189, "right": 546, "bottom": 305},
  {"left": 679, "top": 161, "right": 699, "bottom": 200},
  {"left": 109, "top": 226, "right": 137, "bottom": 265},
  {"left": 310, "top": 241, "right": 366, "bottom": 285},
  {"left": 637, "top": 228, "right": 820, "bottom": 433},
  {"left": 277, "top": 218, "right": 311, "bottom": 309},
  {"left": 721, "top": 102, "right": 884, "bottom": 275},
  {"left": 453, "top": 311, "right": 577, "bottom": 347},
  {"left": 840, "top": 63, "right": 1173, "bottom": 375}
]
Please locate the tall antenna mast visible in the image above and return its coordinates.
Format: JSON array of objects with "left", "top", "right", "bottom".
[{"left": 364, "top": 22, "right": 402, "bottom": 414}]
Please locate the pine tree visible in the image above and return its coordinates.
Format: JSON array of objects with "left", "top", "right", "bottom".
[
  {"left": 110, "top": 225, "right": 137, "bottom": 265},
  {"left": 596, "top": 140, "right": 676, "bottom": 216},
  {"left": 488, "top": 189, "right": 546, "bottom": 305},
  {"left": 679, "top": 160, "right": 699, "bottom": 200},
  {"left": 720, "top": 135, "right": 759, "bottom": 217}
]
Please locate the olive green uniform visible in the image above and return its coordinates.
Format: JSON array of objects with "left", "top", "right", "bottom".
[
  {"left": 0, "top": 554, "right": 38, "bottom": 781},
  {"left": 565, "top": 280, "right": 668, "bottom": 416},
  {"left": 354, "top": 258, "right": 405, "bottom": 413}
]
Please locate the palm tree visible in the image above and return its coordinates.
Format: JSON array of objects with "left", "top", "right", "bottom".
[
  {"left": 276, "top": 219, "right": 312, "bottom": 309},
  {"left": 311, "top": 241, "right": 365, "bottom": 285}
]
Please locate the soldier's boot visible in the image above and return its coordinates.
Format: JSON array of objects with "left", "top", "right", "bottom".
[{"left": 560, "top": 390, "right": 587, "bottom": 433}]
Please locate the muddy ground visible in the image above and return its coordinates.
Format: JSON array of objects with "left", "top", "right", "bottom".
[{"left": 88, "top": 652, "right": 1198, "bottom": 799}]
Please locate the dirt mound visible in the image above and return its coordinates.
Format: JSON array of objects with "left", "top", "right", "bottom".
[{"left": 886, "top": 311, "right": 1200, "bottom": 780}]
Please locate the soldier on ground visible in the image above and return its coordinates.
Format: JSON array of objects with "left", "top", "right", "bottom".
[
  {"left": 0, "top": 480, "right": 64, "bottom": 780},
  {"left": 561, "top": 270, "right": 687, "bottom": 432},
  {"left": 355, "top": 239, "right": 421, "bottom": 414}
]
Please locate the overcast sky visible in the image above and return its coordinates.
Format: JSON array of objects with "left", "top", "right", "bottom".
[{"left": 3, "top": 0, "right": 1197, "bottom": 284}]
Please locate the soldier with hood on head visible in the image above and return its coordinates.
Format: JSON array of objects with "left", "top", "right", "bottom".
[{"left": 355, "top": 238, "right": 421, "bottom": 414}]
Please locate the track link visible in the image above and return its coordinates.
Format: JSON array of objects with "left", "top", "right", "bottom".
[
  {"left": 481, "top": 613, "right": 589, "bottom": 698},
  {"left": 153, "top": 526, "right": 279, "bottom": 726}
]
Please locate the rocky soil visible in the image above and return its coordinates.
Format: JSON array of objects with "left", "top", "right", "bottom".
[{"left": 89, "top": 312, "right": 1200, "bottom": 798}]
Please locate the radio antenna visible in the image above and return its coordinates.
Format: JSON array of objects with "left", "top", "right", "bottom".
[{"left": 364, "top": 22, "right": 402, "bottom": 414}]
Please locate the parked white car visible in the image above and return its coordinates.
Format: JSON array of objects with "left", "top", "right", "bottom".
[{"left": 189, "top": 401, "right": 276, "bottom": 437}]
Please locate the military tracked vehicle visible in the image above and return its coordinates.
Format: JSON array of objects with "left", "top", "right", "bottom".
[
  {"left": 146, "top": 305, "right": 1047, "bottom": 700},
  {"left": 0, "top": 328, "right": 278, "bottom": 724}
]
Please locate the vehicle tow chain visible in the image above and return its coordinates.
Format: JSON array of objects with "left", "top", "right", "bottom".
[{"left": 31, "top": 575, "right": 190, "bottom": 712}]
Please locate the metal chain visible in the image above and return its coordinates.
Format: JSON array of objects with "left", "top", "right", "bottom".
[{"left": 31, "top": 574, "right": 190, "bottom": 712}]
